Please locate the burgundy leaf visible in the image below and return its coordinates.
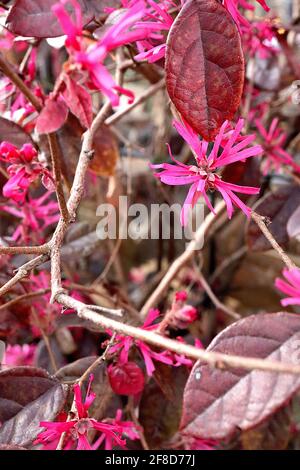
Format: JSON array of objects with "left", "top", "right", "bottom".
[
  {"left": 0, "top": 117, "right": 35, "bottom": 147},
  {"left": 108, "top": 361, "right": 145, "bottom": 395},
  {"left": 0, "top": 383, "right": 66, "bottom": 447},
  {"left": 181, "top": 312, "right": 300, "bottom": 440},
  {"left": 62, "top": 77, "right": 93, "bottom": 129},
  {"left": 247, "top": 186, "right": 300, "bottom": 251},
  {"left": 140, "top": 365, "right": 188, "bottom": 448},
  {"left": 287, "top": 205, "right": 300, "bottom": 240},
  {"left": 0, "top": 366, "right": 61, "bottom": 423},
  {"left": 6, "top": 0, "right": 91, "bottom": 38},
  {"left": 165, "top": 0, "right": 244, "bottom": 141},
  {"left": 35, "top": 96, "right": 68, "bottom": 134}
]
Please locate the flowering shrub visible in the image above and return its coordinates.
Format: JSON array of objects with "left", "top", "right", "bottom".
[{"left": 0, "top": 0, "right": 300, "bottom": 453}]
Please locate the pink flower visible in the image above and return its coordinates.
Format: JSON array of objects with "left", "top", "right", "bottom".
[
  {"left": 242, "top": 20, "right": 279, "bottom": 59},
  {"left": 107, "top": 308, "right": 174, "bottom": 376},
  {"left": 3, "top": 344, "right": 36, "bottom": 367},
  {"left": 151, "top": 119, "right": 262, "bottom": 225},
  {"left": 0, "top": 141, "right": 54, "bottom": 203},
  {"left": 255, "top": 118, "right": 300, "bottom": 174},
  {"left": 0, "top": 191, "right": 60, "bottom": 244},
  {"left": 36, "top": 377, "right": 136, "bottom": 450},
  {"left": 223, "top": 0, "right": 270, "bottom": 30},
  {"left": 94, "top": 409, "right": 140, "bottom": 450},
  {"left": 134, "top": 0, "right": 175, "bottom": 63},
  {"left": 53, "top": 0, "right": 150, "bottom": 105},
  {"left": 275, "top": 268, "right": 300, "bottom": 307}
]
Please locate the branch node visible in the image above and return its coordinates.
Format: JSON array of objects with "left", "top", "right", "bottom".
[
  {"left": 84, "top": 150, "right": 95, "bottom": 161},
  {"left": 50, "top": 287, "right": 68, "bottom": 304}
]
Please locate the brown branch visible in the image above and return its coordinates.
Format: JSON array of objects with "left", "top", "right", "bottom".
[
  {"left": 0, "top": 52, "right": 42, "bottom": 111},
  {"left": 0, "top": 288, "right": 49, "bottom": 311},
  {"left": 0, "top": 244, "right": 49, "bottom": 255},
  {"left": 105, "top": 78, "right": 165, "bottom": 127},
  {"left": 0, "top": 52, "right": 69, "bottom": 221},
  {"left": 251, "top": 211, "right": 297, "bottom": 270},
  {"left": 0, "top": 254, "right": 49, "bottom": 298},
  {"left": 140, "top": 201, "right": 226, "bottom": 317},
  {"left": 56, "top": 293, "right": 300, "bottom": 376},
  {"left": 193, "top": 262, "right": 241, "bottom": 320}
]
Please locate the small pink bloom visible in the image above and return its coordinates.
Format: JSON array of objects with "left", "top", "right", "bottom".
[
  {"left": 107, "top": 308, "right": 182, "bottom": 376},
  {"left": 242, "top": 20, "right": 279, "bottom": 59},
  {"left": 255, "top": 118, "right": 300, "bottom": 174},
  {"left": 0, "top": 191, "right": 60, "bottom": 244},
  {"left": 3, "top": 344, "right": 36, "bottom": 367},
  {"left": 223, "top": 0, "right": 270, "bottom": 30},
  {"left": 0, "top": 141, "right": 54, "bottom": 203},
  {"left": 175, "top": 290, "right": 188, "bottom": 302},
  {"left": 53, "top": 0, "right": 150, "bottom": 105},
  {"left": 36, "top": 377, "right": 135, "bottom": 450},
  {"left": 275, "top": 268, "right": 300, "bottom": 307},
  {"left": 151, "top": 119, "right": 262, "bottom": 225}
]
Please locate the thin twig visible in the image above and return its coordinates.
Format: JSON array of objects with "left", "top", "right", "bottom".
[
  {"left": 0, "top": 254, "right": 49, "bottom": 298},
  {"left": 140, "top": 201, "right": 226, "bottom": 317},
  {"left": 251, "top": 211, "right": 296, "bottom": 270},
  {"left": 0, "top": 288, "right": 49, "bottom": 311},
  {"left": 193, "top": 263, "right": 241, "bottom": 320},
  {"left": 0, "top": 244, "right": 49, "bottom": 255},
  {"left": 56, "top": 293, "right": 300, "bottom": 376},
  {"left": 105, "top": 79, "right": 165, "bottom": 127}
]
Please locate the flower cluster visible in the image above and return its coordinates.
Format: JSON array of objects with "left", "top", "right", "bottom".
[
  {"left": 255, "top": 118, "right": 300, "bottom": 175},
  {"left": 53, "top": 0, "right": 151, "bottom": 105},
  {"left": 0, "top": 141, "right": 53, "bottom": 203},
  {"left": 107, "top": 306, "right": 194, "bottom": 376},
  {"left": 36, "top": 376, "right": 139, "bottom": 450},
  {"left": 0, "top": 191, "right": 60, "bottom": 244},
  {"left": 3, "top": 344, "right": 36, "bottom": 367},
  {"left": 223, "top": 0, "right": 270, "bottom": 30},
  {"left": 151, "top": 118, "right": 262, "bottom": 225}
]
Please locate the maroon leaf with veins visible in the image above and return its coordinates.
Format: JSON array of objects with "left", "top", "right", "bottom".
[
  {"left": 181, "top": 312, "right": 300, "bottom": 440},
  {"left": 165, "top": 0, "right": 244, "bottom": 141},
  {"left": 6, "top": 0, "right": 119, "bottom": 38}
]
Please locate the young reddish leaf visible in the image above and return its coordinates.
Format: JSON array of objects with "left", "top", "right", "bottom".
[
  {"left": 165, "top": 0, "right": 244, "bottom": 141},
  {"left": 6, "top": 0, "right": 91, "bottom": 38},
  {"left": 35, "top": 96, "right": 68, "bottom": 135},
  {"left": 108, "top": 361, "right": 145, "bottom": 395},
  {"left": 0, "top": 117, "right": 35, "bottom": 147},
  {"left": 181, "top": 312, "right": 300, "bottom": 441},
  {"left": 90, "top": 124, "right": 119, "bottom": 176},
  {"left": 247, "top": 186, "right": 300, "bottom": 251},
  {"left": 62, "top": 77, "right": 93, "bottom": 129}
]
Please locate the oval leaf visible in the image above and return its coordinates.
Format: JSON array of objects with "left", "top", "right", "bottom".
[
  {"left": 6, "top": 0, "right": 91, "bottom": 38},
  {"left": 181, "top": 312, "right": 300, "bottom": 440},
  {"left": 165, "top": 0, "right": 244, "bottom": 141},
  {"left": 62, "top": 76, "right": 93, "bottom": 129},
  {"left": 0, "top": 383, "right": 66, "bottom": 447}
]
